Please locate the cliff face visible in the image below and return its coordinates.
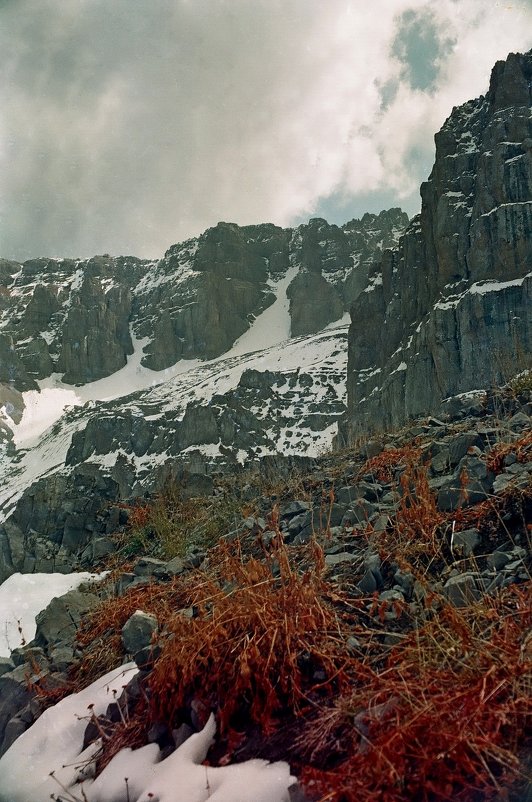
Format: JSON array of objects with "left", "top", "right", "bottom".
[
  {"left": 346, "top": 50, "right": 532, "bottom": 436},
  {"left": 0, "top": 212, "right": 407, "bottom": 388}
]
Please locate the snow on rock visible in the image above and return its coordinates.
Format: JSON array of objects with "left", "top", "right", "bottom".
[
  {"left": 10, "top": 387, "right": 80, "bottom": 448},
  {"left": 227, "top": 265, "right": 298, "bottom": 357},
  {"left": 0, "top": 571, "right": 106, "bottom": 656},
  {"left": 0, "top": 663, "right": 138, "bottom": 802},
  {"left": 0, "top": 665, "right": 296, "bottom": 802}
]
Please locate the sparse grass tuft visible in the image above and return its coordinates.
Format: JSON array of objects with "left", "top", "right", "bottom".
[
  {"left": 115, "top": 484, "right": 244, "bottom": 560},
  {"left": 507, "top": 368, "right": 532, "bottom": 397},
  {"left": 360, "top": 445, "right": 424, "bottom": 484}
]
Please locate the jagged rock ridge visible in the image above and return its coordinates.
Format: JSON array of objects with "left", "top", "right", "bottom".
[
  {"left": 0, "top": 210, "right": 407, "bottom": 388},
  {"left": 345, "top": 49, "right": 532, "bottom": 436}
]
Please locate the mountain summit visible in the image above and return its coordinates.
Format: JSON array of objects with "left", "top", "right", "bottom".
[{"left": 345, "top": 49, "right": 532, "bottom": 436}]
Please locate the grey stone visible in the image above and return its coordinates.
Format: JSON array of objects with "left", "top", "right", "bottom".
[
  {"left": 437, "top": 456, "right": 494, "bottom": 511},
  {"left": 91, "top": 537, "right": 116, "bottom": 560},
  {"left": 431, "top": 447, "right": 450, "bottom": 474},
  {"left": 341, "top": 499, "right": 375, "bottom": 526},
  {"left": 34, "top": 589, "right": 100, "bottom": 649},
  {"left": 122, "top": 610, "right": 158, "bottom": 656},
  {"left": 448, "top": 434, "right": 484, "bottom": 467},
  {"left": 362, "top": 439, "right": 383, "bottom": 459},
  {"left": 0, "top": 665, "right": 35, "bottom": 755},
  {"left": 164, "top": 556, "right": 185, "bottom": 576},
  {"left": 487, "top": 551, "right": 513, "bottom": 570},
  {"left": 393, "top": 569, "right": 415, "bottom": 597},
  {"left": 0, "top": 658, "right": 15, "bottom": 678},
  {"left": 325, "top": 552, "right": 358, "bottom": 567},
  {"left": 287, "top": 511, "right": 312, "bottom": 536},
  {"left": 116, "top": 573, "right": 137, "bottom": 595},
  {"left": 508, "top": 411, "right": 531, "bottom": 430},
  {"left": 1, "top": 715, "right": 28, "bottom": 753},
  {"left": 133, "top": 557, "right": 167, "bottom": 577},
  {"left": 370, "top": 513, "right": 390, "bottom": 534},
  {"left": 346, "top": 636, "right": 362, "bottom": 653},
  {"left": 280, "top": 500, "right": 311, "bottom": 519},
  {"left": 10, "top": 646, "right": 48, "bottom": 671},
  {"left": 345, "top": 51, "right": 532, "bottom": 436},
  {"left": 451, "top": 528, "right": 480, "bottom": 556},
  {"left": 363, "top": 553, "right": 382, "bottom": 573},
  {"left": 358, "top": 569, "right": 378, "bottom": 594},
  {"left": 49, "top": 645, "right": 77, "bottom": 672},
  {"left": 443, "top": 574, "right": 481, "bottom": 607},
  {"left": 379, "top": 589, "right": 405, "bottom": 602}
]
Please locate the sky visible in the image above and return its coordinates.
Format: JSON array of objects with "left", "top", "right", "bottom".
[{"left": 1, "top": 0, "right": 531, "bottom": 262}]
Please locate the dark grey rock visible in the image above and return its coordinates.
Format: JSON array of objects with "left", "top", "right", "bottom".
[
  {"left": 443, "top": 574, "right": 481, "bottom": 607},
  {"left": 325, "top": 552, "right": 358, "bottom": 566},
  {"left": 452, "top": 528, "right": 480, "bottom": 556},
  {"left": 448, "top": 433, "right": 484, "bottom": 467},
  {"left": 393, "top": 569, "right": 415, "bottom": 598},
  {"left": 437, "top": 456, "right": 494, "bottom": 511},
  {"left": 34, "top": 589, "right": 100, "bottom": 649},
  {"left": 280, "top": 500, "right": 311, "bottom": 519},
  {"left": 341, "top": 499, "right": 375, "bottom": 526},
  {"left": 287, "top": 511, "right": 312, "bottom": 536},
  {"left": 122, "top": 610, "right": 158, "bottom": 656},
  {"left": 507, "top": 411, "right": 531, "bottom": 430},
  {"left": 10, "top": 646, "right": 48, "bottom": 671},
  {"left": 362, "top": 439, "right": 383, "bottom": 459},
  {"left": 133, "top": 557, "right": 167, "bottom": 577},
  {"left": 487, "top": 551, "right": 512, "bottom": 571},
  {"left": 1, "top": 715, "right": 28, "bottom": 754},
  {"left": 49, "top": 645, "right": 77, "bottom": 672},
  {"left": 345, "top": 50, "right": 532, "bottom": 436},
  {"left": 358, "top": 569, "right": 378, "bottom": 594},
  {"left": 0, "top": 665, "right": 35, "bottom": 755},
  {"left": 164, "top": 556, "right": 186, "bottom": 576},
  {"left": 0, "top": 658, "right": 15, "bottom": 678}
]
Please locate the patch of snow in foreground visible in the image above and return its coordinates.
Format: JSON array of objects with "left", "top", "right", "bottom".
[
  {"left": 0, "top": 572, "right": 106, "bottom": 657},
  {"left": 0, "top": 664, "right": 296, "bottom": 802}
]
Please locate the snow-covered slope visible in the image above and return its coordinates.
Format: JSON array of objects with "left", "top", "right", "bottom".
[
  {"left": 0, "top": 316, "right": 348, "bottom": 525},
  {"left": 0, "top": 211, "right": 408, "bottom": 581}
]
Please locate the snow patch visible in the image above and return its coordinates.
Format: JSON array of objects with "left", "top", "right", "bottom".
[
  {"left": 0, "top": 571, "right": 106, "bottom": 657},
  {"left": 0, "top": 665, "right": 295, "bottom": 802}
]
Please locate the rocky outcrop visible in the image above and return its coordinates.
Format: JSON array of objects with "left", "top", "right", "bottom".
[
  {"left": 0, "top": 214, "right": 406, "bottom": 389},
  {"left": 346, "top": 50, "right": 532, "bottom": 436},
  {"left": 288, "top": 210, "right": 408, "bottom": 336}
]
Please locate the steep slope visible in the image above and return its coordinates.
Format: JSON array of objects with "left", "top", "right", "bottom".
[
  {"left": 0, "top": 210, "right": 406, "bottom": 581},
  {"left": 345, "top": 49, "right": 532, "bottom": 436}
]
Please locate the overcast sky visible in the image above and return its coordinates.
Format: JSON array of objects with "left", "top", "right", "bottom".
[{"left": 1, "top": 0, "right": 531, "bottom": 262}]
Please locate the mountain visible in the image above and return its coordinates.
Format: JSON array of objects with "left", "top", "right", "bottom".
[
  {"left": 0, "top": 210, "right": 407, "bottom": 582},
  {"left": 0, "top": 48, "right": 531, "bottom": 802},
  {"left": 344, "top": 50, "right": 532, "bottom": 437}
]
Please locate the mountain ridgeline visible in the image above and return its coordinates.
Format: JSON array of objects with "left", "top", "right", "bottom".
[
  {"left": 343, "top": 49, "right": 532, "bottom": 437},
  {"left": 0, "top": 210, "right": 406, "bottom": 389}
]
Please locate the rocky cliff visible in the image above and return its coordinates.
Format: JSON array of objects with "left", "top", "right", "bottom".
[
  {"left": 345, "top": 49, "right": 532, "bottom": 437},
  {"left": 0, "top": 210, "right": 407, "bottom": 389},
  {"left": 0, "top": 208, "right": 407, "bottom": 582}
]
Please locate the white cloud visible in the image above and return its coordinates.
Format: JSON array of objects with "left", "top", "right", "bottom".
[{"left": 0, "top": 0, "right": 531, "bottom": 260}]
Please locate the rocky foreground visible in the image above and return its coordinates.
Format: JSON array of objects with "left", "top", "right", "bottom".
[{"left": 0, "top": 380, "right": 530, "bottom": 801}]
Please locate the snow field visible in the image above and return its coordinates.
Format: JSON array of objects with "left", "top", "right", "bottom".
[{"left": 0, "top": 663, "right": 296, "bottom": 802}]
